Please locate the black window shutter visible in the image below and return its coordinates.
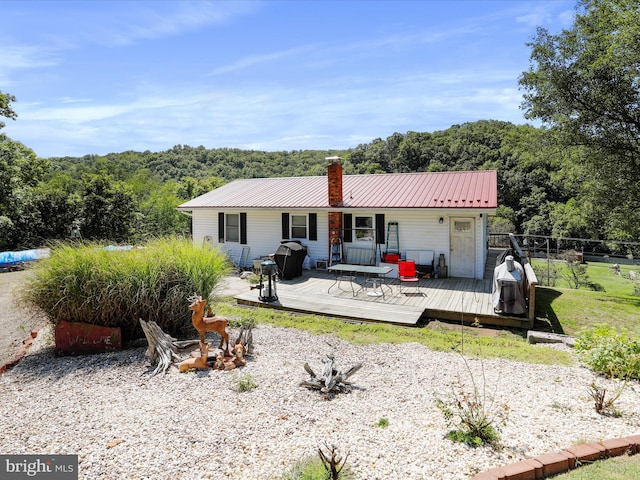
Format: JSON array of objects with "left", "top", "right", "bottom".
[
  {"left": 240, "top": 212, "right": 247, "bottom": 245},
  {"left": 376, "top": 214, "right": 385, "bottom": 244},
  {"left": 309, "top": 213, "right": 317, "bottom": 241},
  {"left": 218, "top": 212, "right": 225, "bottom": 243},
  {"left": 281, "top": 213, "right": 290, "bottom": 239},
  {"left": 343, "top": 213, "right": 353, "bottom": 243}
]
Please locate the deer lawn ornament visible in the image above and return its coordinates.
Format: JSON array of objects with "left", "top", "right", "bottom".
[
  {"left": 188, "top": 295, "right": 230, "bottom": 355},
  {"left": 232, "top": 340, "right": 247, "bottom": 367},
  {"left": 213, "top": 351, "right": 237, "bottom": 371},
  {"left": 178, "top": 341, "right": 210, "bottom": 372}
]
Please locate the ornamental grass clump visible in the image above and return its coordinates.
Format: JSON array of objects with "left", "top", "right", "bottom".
[{"left": 20, "top": 237, "right": 229, "bottom": 341}]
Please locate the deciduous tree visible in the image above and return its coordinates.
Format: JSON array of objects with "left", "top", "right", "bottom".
[{"left": 519, "top": 0, "right": 640, "bottom": 239}]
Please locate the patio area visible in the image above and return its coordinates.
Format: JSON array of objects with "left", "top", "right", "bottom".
[{"left": 233, "top": 255, "right": 533, "bottom": 329}]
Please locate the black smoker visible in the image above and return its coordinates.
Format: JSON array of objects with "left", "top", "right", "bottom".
[{"left": 257, "top": 260, "right": 278, "bottom": 302}]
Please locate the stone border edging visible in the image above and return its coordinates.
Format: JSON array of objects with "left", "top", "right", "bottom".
[{"left": 471, "top": 435, "right": 640, "bottom": 479}]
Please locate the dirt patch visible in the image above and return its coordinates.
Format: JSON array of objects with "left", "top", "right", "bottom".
[{"left": 0, "top": 269, "right": 48, "bottom": 369}]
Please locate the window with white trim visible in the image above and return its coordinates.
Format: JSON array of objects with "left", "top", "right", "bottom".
[
  {"left": 291, "top": 214, "right": 307, "bottom": 239},
  {"left": 226, "top": 214, "right": 240, "bottom": 242},
  {"left": 355, "top": 216, "right": 373, "bottom": 242}
]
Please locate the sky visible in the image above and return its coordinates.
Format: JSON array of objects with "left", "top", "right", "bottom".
[{"left": 1, "top": 0, "right": 576, "bottom": 159}]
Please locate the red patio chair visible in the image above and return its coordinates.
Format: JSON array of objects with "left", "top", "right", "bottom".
[{"left": 398, "top": 260, "right": 423, "bottom": 296}]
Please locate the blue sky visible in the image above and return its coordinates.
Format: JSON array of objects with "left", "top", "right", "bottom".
[{"left": 1, "top": 0, "right": 575, "bottom": 158}]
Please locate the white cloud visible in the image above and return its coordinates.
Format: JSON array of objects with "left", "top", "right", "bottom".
[
  {"left": 558, "top": 9, "right": 575, "bottom": 27},
  {"left": 516, "top": 12, "right": 552, "bottom": 28},
  {"left": 210, "top": 44, "right": 319, "bottom": 75},
  {"left": 89, "top": 1, "right": 260, "bottom": 47},
  {"left": 0, "top": 44, "right": 59, "bottom": 70}
]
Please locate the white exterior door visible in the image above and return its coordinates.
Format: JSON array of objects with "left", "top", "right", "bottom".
[{"left": 450, "top": 218, "right": 475, "bottom": 278}]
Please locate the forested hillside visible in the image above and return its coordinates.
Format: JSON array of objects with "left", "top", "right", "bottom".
[
  {"left": 0, "top": 107, "right": 629, "bottom": 254},
  {"left": 44, "top": 119, "right": 597, "bottom": 240}
]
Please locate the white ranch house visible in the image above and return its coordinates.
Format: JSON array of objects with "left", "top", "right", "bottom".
[{"left": 177, "top": 159, "right": 497, "bottom": 280}]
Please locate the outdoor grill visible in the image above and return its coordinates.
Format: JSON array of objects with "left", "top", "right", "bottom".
[
  {"left": 492, "top": 255, "right": 526, "bottom": 315},
  {"left": 273, "top": 241, "right": 307, "bottom": 280}
]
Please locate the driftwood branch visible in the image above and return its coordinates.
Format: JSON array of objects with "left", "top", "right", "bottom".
[
  {"left": 139, "top": 319, "right": 200, "bottom": 375},
  {"left": 318, "top": 443, "right": 350, "bottom": 480},
  {"left": 233, "top": 325, "right": 254, "bottom": 356},
  {"left": 301, "top": 350, "right": 362, "bottom": 394}
]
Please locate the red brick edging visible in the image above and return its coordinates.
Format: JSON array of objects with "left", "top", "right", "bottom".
[{"left": 472, "top": 435, "right": 640, "bottom": 479}]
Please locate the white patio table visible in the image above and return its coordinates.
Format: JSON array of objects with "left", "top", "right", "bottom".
[{"left": 327, "top": 264, "right": 393, "bottom": 297}]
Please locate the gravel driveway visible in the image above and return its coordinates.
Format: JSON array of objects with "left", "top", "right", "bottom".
[{"left": 0, "top": 270, "right": 45, "bottom": 369}]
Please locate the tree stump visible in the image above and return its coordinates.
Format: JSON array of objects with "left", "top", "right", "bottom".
[{"left": 139, "top": 319, "right": 200, "bottom": 375}]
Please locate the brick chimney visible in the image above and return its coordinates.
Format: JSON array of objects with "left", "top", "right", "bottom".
[
  {"left": 326, "top": 156, "right": 344, "bottom": 251},
  {"left": 326, "top": 156, "right": 343, "bottom": 207}
]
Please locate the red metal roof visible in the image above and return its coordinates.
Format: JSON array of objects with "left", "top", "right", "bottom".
[{"left": 178, "top": 170, "right": 497, "bottom": 210}]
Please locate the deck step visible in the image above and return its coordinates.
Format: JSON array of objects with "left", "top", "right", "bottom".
[
  {"left": 484, "top": 248, "right": 505, "bottom": 280},
  {"left": 235, "top": 290, "right": 424, "bottom": 326}
]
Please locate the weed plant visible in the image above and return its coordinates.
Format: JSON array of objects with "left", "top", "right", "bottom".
[
  {"left": 20, "top": 237, "right": 229, "bottom": 340},
  {"left": 234, "top": 373, "right": 257, "bottom": 392},
  {"left": 376, "top": 418, "right": 389, "bottom": 428},
  {"left": 587, "top": 382, "right": 625, "bottom": 417},
  {"left": 435, "top": 358, "right": 510, "bottom": 448},
  {"left": 279, "top": 457, "right": 330, "bottom": 480}
]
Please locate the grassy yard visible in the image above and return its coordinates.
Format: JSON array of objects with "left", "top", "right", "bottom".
[
  {"left": 533, "top": 261, "right": 640, "bottom": 337},
  {"left": 211, "top": 300, "right": 573, "bottom": 366},
  {"left": 549, "top": 453, "right": 640, "bottom": 480}
]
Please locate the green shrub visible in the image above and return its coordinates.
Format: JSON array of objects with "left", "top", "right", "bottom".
[
  {"left": 575, "top": 324, "right": 640, "bottom": 379},
  {"left": 19, "top": 237, "right": 229, "bottom": 340}
]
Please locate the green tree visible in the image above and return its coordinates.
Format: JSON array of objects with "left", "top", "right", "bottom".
[
  {"left": 176, "top": 176, "right": 226, "bottom": 200},
  {"left": 519, "top": 0, "right": 640, "bottom": 239},
  {"left": 80, "top": 172, "right": 136, "bottom": 242},
  {"left": 0, "top": 91, "right": 51, "bottom": 249},
  {"left": 138, "top": 181, "right": 190, "bottom": 238},
  {"left": 0, "top": 91, "right": 18, "bottom": 128}
]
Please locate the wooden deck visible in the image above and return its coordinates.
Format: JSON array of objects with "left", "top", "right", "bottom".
[{"left": 234, "top": 265, "right": 533, "bottom": 329}]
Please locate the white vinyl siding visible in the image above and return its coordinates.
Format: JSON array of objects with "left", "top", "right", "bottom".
[{"left": 190, "top": 208, "right": 490, "bottom": 278}]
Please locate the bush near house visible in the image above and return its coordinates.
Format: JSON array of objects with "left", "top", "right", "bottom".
[
  {"left": 575, "top": 324, "right": 640, "bottom": 380},
  {"left": 20, "top": 237, "right": 229, "bottom": 341}
]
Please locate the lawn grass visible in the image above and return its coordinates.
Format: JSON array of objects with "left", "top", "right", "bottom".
[
  {"left": 533, "top": 261, "right": 640, "bottom": 337},
  {"left": 211, "top": 300, "right": 573, "bottom": 366},
  {"left": 549, "top": 453, "right": 640, "bottom": 480}
]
